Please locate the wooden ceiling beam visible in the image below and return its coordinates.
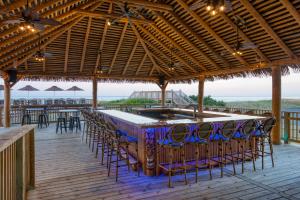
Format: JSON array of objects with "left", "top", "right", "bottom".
[
  {"left": 135, "top": 54, "right": 147, "bottom": 75},
  {"left": 175, "top": 0, "right": 248, "bottom": 66},
  {"left": 239, "top": 0, "right": 296, "bottom": 58},
  {"left": 169, "top": 58, "right": 300, "bottom": 80},
  {"left": 150, "top": 24, "right": 207, "bottom": 74},
  {"left": 94, "top": 3, "right": 112, "bottom": 74},
  {"left": 0, "top": 0, "right": 98, "bottom": 58},
  {"left": 122, "top": 39, "right": 139, "bottom": 75},
  {"left": 219, "top": 12, "right": 270, "bottom": 63},
  {"left": 77, "top": 9, "right": 153, "bottom": 24},
  {"left": 43, "top": 48, "right": 46, "bottom": 72},
  {"left": 280, "top": 0, "right": 300, "bottom": 27},
  {"left": 18, "top": 72, "right": 158, "bottom": 81},
  {"left": 137, "top": 24, "right": 189, "bottom": 75},
  {"left": 103, "top": 0, "right": 172, "bottom": 12},
  {"left": 130, "top": 23, "right": 171, "bottom": 77},
  {"left": 0, "top": 15, "right": 82, "bottom": 68},
  {"left": 0, "top": 0, "right": 35, "bottom": 13},
  {"left": 64, "top": 29, "right": 71, "bottom": 73},
  {"left": 0, "top": 0, "right": 88, "bottom": 45},
  {"left": 171, "top": 13, "right": 229, "bottom": 68},
  {"left": 0, "top": 16, "right": 84, "bottom": 70},
  {"left": 155, "top": 13, "right": 207, "bottom": 72},
  {"left": 108, "top": 22, "right": 128, "bottom": 74},
  {"left": 80, "top": 17, "right": 92, "bottom": 73}
]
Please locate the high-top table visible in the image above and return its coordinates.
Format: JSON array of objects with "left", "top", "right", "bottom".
[{"left": 97, "top": 108, "right": 264, "bottom": 176}]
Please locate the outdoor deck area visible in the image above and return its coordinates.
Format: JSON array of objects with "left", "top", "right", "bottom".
[{"left": 27, "top": 125, "right": 300, "bottom": 200}]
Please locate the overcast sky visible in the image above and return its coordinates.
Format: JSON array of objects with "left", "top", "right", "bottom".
[{"left": 1, "top": 71, "right": 300, "bottom": 99}]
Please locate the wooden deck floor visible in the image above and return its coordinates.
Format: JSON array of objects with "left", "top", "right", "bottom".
[{"left": 27, "top": 125, "right": 300, "bottom": 200}]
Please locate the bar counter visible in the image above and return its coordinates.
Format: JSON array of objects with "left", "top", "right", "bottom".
[{"left": 97, "top": 108, "right": 264, "bottom": 176}]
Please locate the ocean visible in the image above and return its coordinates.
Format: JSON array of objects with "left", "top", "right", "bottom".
[{"left": 1, "top": 91, "right": 300, "bottom": 102}]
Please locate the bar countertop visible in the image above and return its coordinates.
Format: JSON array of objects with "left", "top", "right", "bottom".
[{"left": 97, "top": 109, "right": 264, "bottom": 128}]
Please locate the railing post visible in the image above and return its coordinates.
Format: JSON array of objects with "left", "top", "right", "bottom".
[{"left": 283, "top": 112, "right": 290, "bottom": 144}]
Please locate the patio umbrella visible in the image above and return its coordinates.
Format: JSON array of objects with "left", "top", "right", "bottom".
[
  {"left": 66, "top": 86, "right": 84, "bottom": 96},
  {"left": 18, "top": 85, "right": 39, "bottom": 98},
  {"left": 45, "top": 85, "right": 64, "bottom": 96}
]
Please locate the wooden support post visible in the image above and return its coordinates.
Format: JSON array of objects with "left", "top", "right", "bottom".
[
  {"left": 92, "top": 77, "right": 98, "bottom": 109},
  {"left": 158, "top": 81, "right": 168, "bottom": 107},
  {"left": 272, "top": 66, "right": 281, "bottom": 145},
  {"left": 4, "top": 78, "right": 11, "bottom": 128},
  {"left": 198, "top": 75, "right": 205, "bottom": 113}
]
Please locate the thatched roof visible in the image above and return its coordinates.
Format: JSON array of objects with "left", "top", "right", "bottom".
[{"left": 1, "top": 0, "right": 300, "bottom": 83}]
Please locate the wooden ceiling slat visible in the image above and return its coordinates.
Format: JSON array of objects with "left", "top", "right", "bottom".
[{"left": 239, "top": 0, "right": 296, "bottom": 58}]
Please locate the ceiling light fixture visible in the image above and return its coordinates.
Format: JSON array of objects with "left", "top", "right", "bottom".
[{"left": 206, "top": 0, "right": 226, "bottom": 16}]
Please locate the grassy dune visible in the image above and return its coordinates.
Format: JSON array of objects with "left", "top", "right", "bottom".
[{"left": 226, "top": 99, "right": 300, "bottom": 110}]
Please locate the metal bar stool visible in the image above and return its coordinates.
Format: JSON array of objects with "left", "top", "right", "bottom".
[
  {"left": 56, "top": 113, "right": 67, "bottom": 134},
  {"left": 231, "top": 119, "right": 257, "bottom": 173},
  {"left": 252, "top": 117, "right": 276, "bottom": 169},
  {"left": 185, "top": 122, "right": 213, "bottom": 182},
  {"left": 210, "top": 121, "right": 237, "bottom": 177},
  {"left": 157, "top": 124, "right": 189, "bottom": 187}
]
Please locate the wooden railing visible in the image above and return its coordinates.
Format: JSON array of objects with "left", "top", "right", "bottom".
[{"left": 0, "top": 125, "right": 35, "bottom": 200}]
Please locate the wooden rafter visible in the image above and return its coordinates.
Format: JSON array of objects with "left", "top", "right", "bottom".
[
  {"left": 170, "top": 13, "right": 228, "bottom": 68},
  {"left": 80, "top": 17, "right": 92, "bottom": 73},
  {"left": 0, "top": 0, "right": 98, "bottom": 59},
  {"left": 0, "top": 0, "right": 86, "bottom": 47},
  {"left": 108, "top": 22, "right": 128, "bottom": 74},
  {"left": 122, "top": 39, "right": 139, "bottom": 75},
  {"left": 219, "top": 12, "right": 270, "bottom": 63},
  {"left": 155, "top": 13, "right": 206, "bottom": 72},
  {"left": 135, "top": 54, "right": 147, "bottom": 75},
  {"left": 150, "top": 24, "right": 206, "bottom": 73},
  {"left": 64, "top": 29, "right": 71, "bottom": 73},
  {"left": 94, "top": 3, "right": 112, "bottom": 74},
  {"left": 130, "top": 23, "right": 171, "bottom": 77},
  {"left": 175, "top": 0, "right": 248, "bottom": 66},
  {"left": 102, "top": 0, "right": 172, "bottom": 12},
  {"left": 25, "top": 60, "right": 28, "bottom": 71},
  {"left": 143, "top": 39, "right": 182, "bottom": 75},
  {"left": 43, "top": 48, "right": 46, "bottom": 72},
  {"left": 138, "top": 24, "right": 188, "bottom": 75},
  {"left": 77, "top": 10, "right": 153, "bottom": 24},
  {"left": 280, "top": 0, "right": 300, "bottom": 27},
  {"left": 239, "top": 0, "right": 296, "bottom": 58}
]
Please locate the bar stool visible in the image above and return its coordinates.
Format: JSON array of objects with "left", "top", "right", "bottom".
[
  {"left": 252, "top": 117, "right": 276, "bottom": 169},
  {"left": 157, "top": 124, "right": 189, "bottom": 187},
  {"left": 56, "top": 113, "right": 67, "bottom": 134},
  {"left": 69, "top": 116, "right": 81, "bottom": 132},
  {"left": 38, "top": 113, "right": 48, "bottom": 128},
  {"left": 21, "top": 113, "right": 31, "bottom": 125},
  {"left": 231, "top": 119, "right": 257, "bottom": 173},
  {"left": 210, "top": 121, "right": 236, "bottom": 177},
  {"left": 185, "top": 122, "right": 213, "bottom": 182},
  {"left": 106, "top": 122, "right": 140, "bottom": 182}
]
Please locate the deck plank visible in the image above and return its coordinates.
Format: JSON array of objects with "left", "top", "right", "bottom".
[{"left": 27, "top": 125, "right": 300, "bottom": 200}]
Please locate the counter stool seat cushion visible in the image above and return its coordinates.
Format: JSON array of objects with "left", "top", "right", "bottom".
[
  {"left": 210, "top": 133, "right": 229, "bottom": 141},
  {"left": 232, "top": 131, "right": 247, "bottom": 139},
  {"left": 185, "top": 135, "right": 207, "bottom": 144},
  {"left": 116, "top": 130, "right": 138, "bottom": 143},
  {"left": 157, "top": 139, "right": 184, "bottom": 148}
]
